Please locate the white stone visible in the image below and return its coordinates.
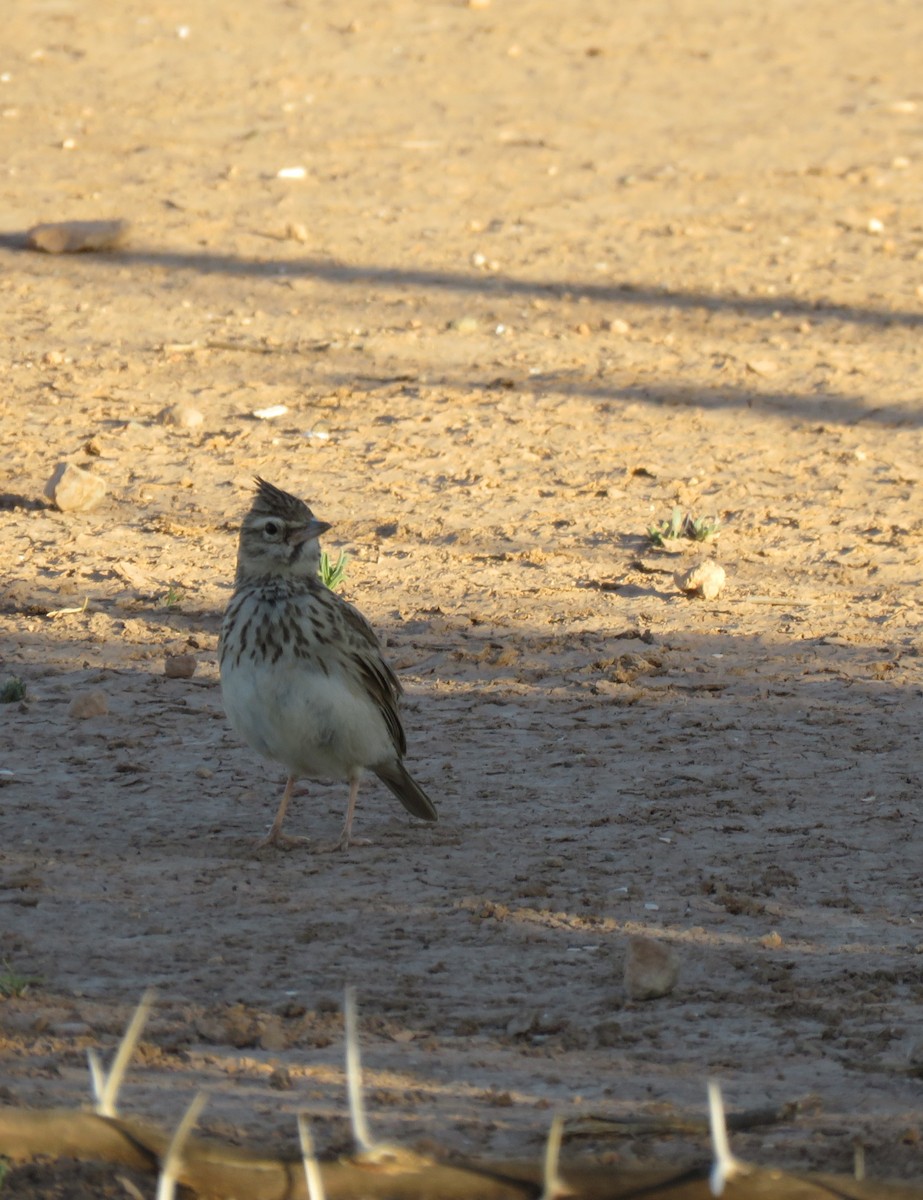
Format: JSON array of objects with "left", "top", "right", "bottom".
[
  {"left": 624, "top": 935, "right": 680, "bottom": 1000},
  {"left": 68, "top": 689, "right": 108, "bottom": 719},
  {"left": 44, "top": 462, "right": 107, "bottom": 513},
  {"left": 159, "top": 403, "right": 204, "bottom": 430},
  {"left": 676, "top": 559, "right": 727, "bottom": 600}
]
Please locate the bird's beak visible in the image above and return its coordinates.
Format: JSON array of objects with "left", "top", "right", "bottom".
[{"left": 289, "top": 518, "right": 331, "bottom": 545}]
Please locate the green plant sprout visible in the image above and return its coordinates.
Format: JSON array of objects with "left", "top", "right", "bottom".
[
  {"left": 0, "top": 677, "right": 26, "bottom": 704},
  {"left": 0, "top": 961, "right": 41, "bottom": 998},
  {"left": 320, "top": 549, "right": 348, "bottom": 591},
  {"left": 157, "top": 586, "right": 185, "bottom": 608},
  {"left": 648, "top": 507, "right": 721, "bottom": 546}
]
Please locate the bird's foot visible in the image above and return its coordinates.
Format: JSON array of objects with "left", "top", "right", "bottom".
[
  {"left": 255, "top": 830, "right": 310, "bottom": 851},
  {"left": 318, "top": 833, "right": 372, "bottom": 853}
]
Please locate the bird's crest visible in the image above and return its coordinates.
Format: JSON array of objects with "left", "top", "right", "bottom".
[{"left": 250, "top": 477, "right": 314, "bottom": 523}]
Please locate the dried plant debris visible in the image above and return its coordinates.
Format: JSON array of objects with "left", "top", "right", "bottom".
[{"left": 1, "top": 990, "right": 920, "bottom": 1199}]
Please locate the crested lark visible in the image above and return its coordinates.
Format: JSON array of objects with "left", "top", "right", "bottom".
[{"left": 219, "top": 478, "right": 437, "bottom": 849}]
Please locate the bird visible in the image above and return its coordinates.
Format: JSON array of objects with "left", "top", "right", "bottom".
[{"left": 219, "top": 477, "right": 438, "bottom": 850}]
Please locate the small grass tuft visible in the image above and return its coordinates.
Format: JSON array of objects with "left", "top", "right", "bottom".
[
  {"left": 157, "top": 585, "right": 185, "bottom": 609},
  {"left": 0, "top": 961, "right": 41, "bottom": 999},
  {"left": 0, "top": 676, "right": 26, "bottom": 704},
  {"left": 685, "top": 513, "right": 722, "bottom": 542},
  {"left": 647, "top": 507, "right": 721, "bottom": 546},
  {"left": 647, "top": 505, "right": 686, "bottom": 546},
  {"left": 320, "top": 549, "right": 348, "bottom": 591}
]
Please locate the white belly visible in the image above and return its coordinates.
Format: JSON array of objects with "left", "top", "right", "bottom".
[{"left": 220, "top": 654, "right": 393, "bottom": 781}]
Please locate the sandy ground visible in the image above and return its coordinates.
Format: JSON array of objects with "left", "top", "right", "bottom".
[{"left": 1, "top": 0, "right": 922, "bottom": 1190}]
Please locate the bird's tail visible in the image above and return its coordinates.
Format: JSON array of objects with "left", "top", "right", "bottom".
[{"left": 374, "top": 762, "right": 438, "bottom": 822}]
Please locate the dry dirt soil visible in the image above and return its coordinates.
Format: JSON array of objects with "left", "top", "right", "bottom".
[{"left": 1, "top": 0, "right": 922, "bottom": 1192}]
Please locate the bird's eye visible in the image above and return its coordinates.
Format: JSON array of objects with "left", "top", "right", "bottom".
[{"left": 263, "top": 520, "right": 281, "bottom": 539}]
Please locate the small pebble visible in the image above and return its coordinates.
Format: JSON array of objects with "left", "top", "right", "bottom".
[
  {"left": 448, "top": 316, "right": 479, "bottom": 333},
  {"left": 48, "top": 1021, "right": 92, "bottom": 1037},
  {"left": 26, "top": 218, "right": 129, "bottom": 254},
  {"left": 303, "top": 420, "right": 331, "bottom": 442},
  {"left": 259, "top": 1018, "right": 288, "bottom": 1053},
  {"left": 116, "top": 420, "right": 158, "bottom": 447},
  {"left": 68, "top": 690, "right": 108, "bottom": 719},
  {"left": 159, "top": 403, "right": 204, "bottom": 430},
  {"left": 506, "top": 1009, "right": 538, "bottom": 1037},
  {"left": 164, "top": 653, "right": 196, "bottom": 679},
  {"left": 44, "top": 462, "right": 107, "bottom": 512},
  {"left": 595, "top": 1019, "right": 622, "bottom": 1047},
  {"left": 675, "top": 559, "right": 726, "bottom": 600},
  {"left": 624, "top": 935, "right": 680, "bottom": 1000}
]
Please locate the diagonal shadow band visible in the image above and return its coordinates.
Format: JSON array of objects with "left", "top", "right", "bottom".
[
  {"left": 1, "top": 233, "right": 922, "bottom": 332},
  {"left": 326, "top": 369, "right": 922, "bottom": 427}
]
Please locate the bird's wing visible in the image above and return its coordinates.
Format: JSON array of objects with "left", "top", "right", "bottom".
[{"left": 292, "top": 582, "right": 407, "bottom": 756}]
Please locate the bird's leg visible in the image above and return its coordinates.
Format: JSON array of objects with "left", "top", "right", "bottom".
[
  {"left": 323, "top": 773, "right": 370, "bottom": 851},
  {"left": 334, "top": 775, "right": 362, "bottom": 850},
  {"left": 257, "top": 775, "right": 308, "bottom": 850}
]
